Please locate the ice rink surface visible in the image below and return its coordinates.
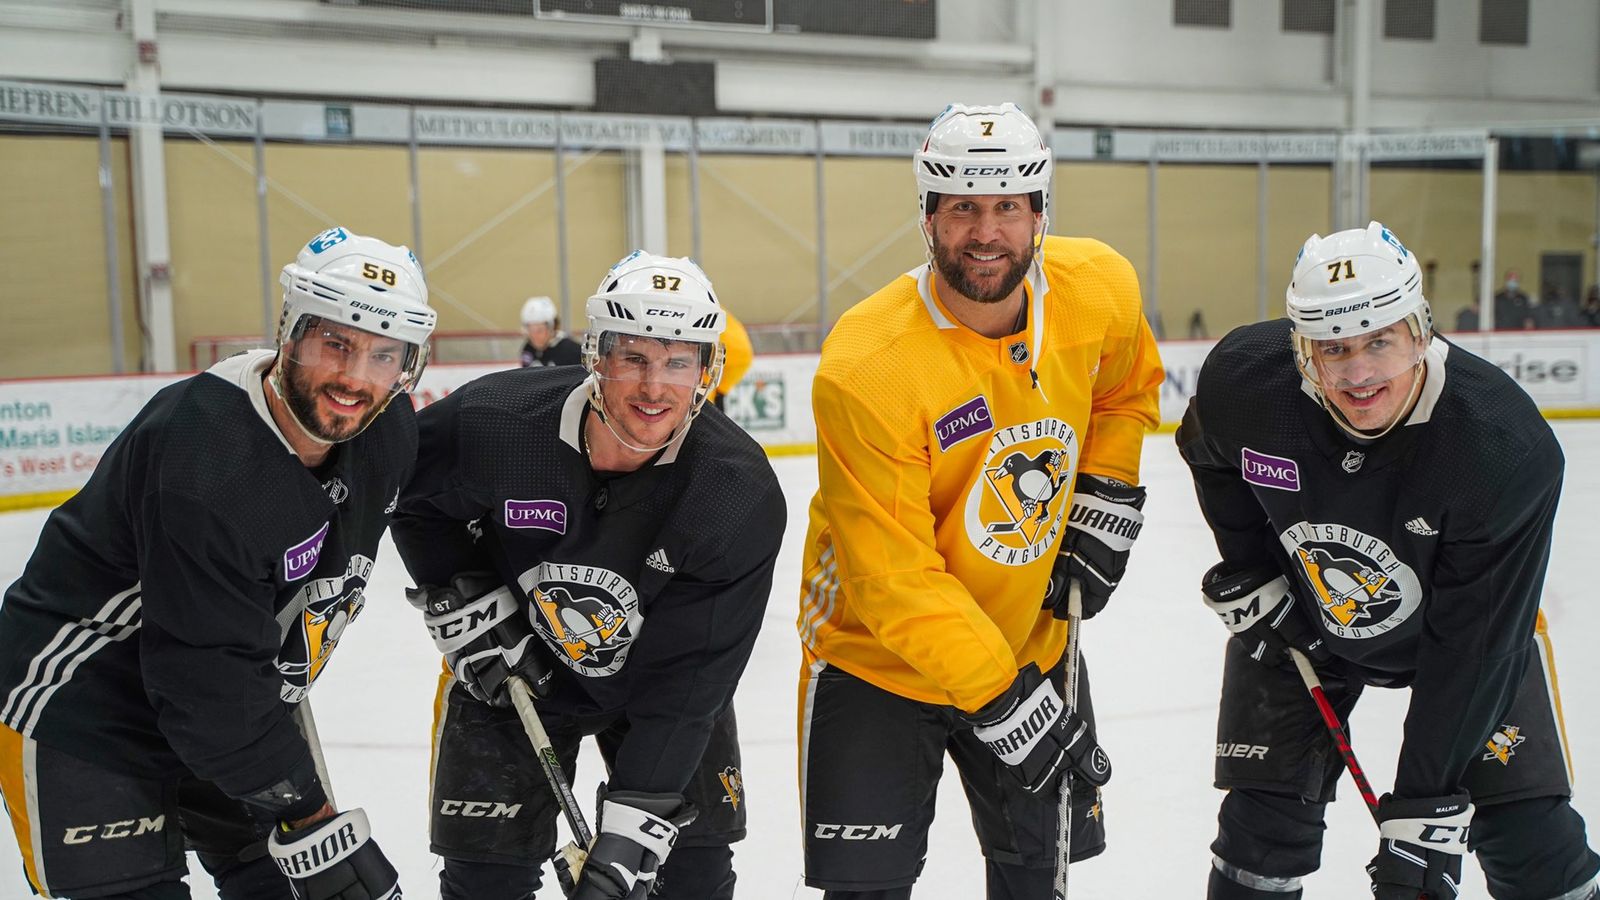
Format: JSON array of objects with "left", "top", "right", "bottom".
[{"left": 1, "top": 422, "right": 1597, "bottom": 899}]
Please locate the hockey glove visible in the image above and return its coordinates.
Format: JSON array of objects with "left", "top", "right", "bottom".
[
  {"left": 961, "top": 663, "right": 1110, "bottom": 795},
  {"left": 1366, "top": 793, "right": 1473, "bottom": 900},
  {"left": 1200, "top": 562, "right": 1331, "bottom": 665},
  {"left": 405, "top": 572, "right": 553, "bottom": 706},
  {"left": 570, "top": 787, "right": 699, "bottom": 900},
  {"left": 267, "top": 808, "right": 401, "bottom": 900},
  {"left": 1045, "top": 475, "right": 1146, "bottom": 620}
]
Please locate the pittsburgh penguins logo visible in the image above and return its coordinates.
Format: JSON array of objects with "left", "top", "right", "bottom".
[
  {"left": 1483, "top": 725, "right": 1526, "bottom": 765},
  {"left": 277, "top": 554, "right": 373, "bottom": 703},
  {"left": 517, "top": 561, "right": 641, "bottom": 677},
  {"left": 717, "top": 767, "right": 744, "bottom": 811},
  {"left": 963, "top": 417, "right": 1079, "bottom": 566},
  {"left": 1279, "top": 522, "right": 1421, "bottom": 640}
]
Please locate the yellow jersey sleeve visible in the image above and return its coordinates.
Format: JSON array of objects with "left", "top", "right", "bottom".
[
  {"left": 716, "top": 313, "right": 754, "bottom": 399},
  {"left": 1077, "top": 251, "right": 1163, "bottom": 483}
]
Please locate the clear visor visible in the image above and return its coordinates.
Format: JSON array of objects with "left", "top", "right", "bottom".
[
  {"left": 286, "top": 316, "right": 425, "bottom": 393},
  {"left": 1296, "top": 321, "right": 1426, "bottom": 390},
  {"left": 593, "top": 333, "right": 714, "bottom": 388}
]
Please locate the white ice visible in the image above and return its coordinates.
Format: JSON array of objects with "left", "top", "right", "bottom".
[{"left": 1, "top": 423, "right": 1597, "bottom": 899}]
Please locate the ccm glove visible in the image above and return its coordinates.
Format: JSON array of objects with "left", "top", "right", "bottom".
[
  {"left": 1046, "top": 475, "right": 1146, "bottom": 620},
  {"left": 570, "top": 788, "right": 699, "bottom": 900},
  {"left": 1200, "top": 562, "right": 1331, "bottom": 665},
  {"left": 961, "top": 663, "right": 1110, "bottom": 795},
  {"left": 267, "top": 808, "right": 401, "bottom": 900},
  {"left": 405, "top": 572, "right": 553, "bottom": 706},
  {"left": 1367, "top": 793, "right": 1473, "bottom": 900}
]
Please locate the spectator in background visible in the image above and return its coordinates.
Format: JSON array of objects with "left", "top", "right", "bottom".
[
  {"left": 1583, "top": 286, "right": 1600, "bottom": 328},
  {"left": 1454, "top": 304, "right": 1480, "bottom": 332},
  {"left": 1188, "top": 309, "right": 1208, "bottom": 339},
  {"left": 519, "top": 295, "right": 582, "bottom": 367},
  {"left": 1536, "top": 284, "right": 1584, "bottom": 330},
  {"left": 712, "top": 310, "right": 753, "bottom": 410},
  {"left": 1493, "top": 269, "right": 1534, "bottom": 330}
]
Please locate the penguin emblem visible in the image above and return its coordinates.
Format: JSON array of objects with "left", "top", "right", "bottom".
[{"left": 997, "top": 450, "right": 1065, "bottom": 524}]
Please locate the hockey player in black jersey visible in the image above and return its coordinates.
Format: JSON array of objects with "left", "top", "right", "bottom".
[
  {"left": 394, "top": 251, "right": 785, "bottom": 900},
  {"left": 1179, "top": 221, "right": 1600, "bottom": 900},
  {"left": 0, "top": 227, "right": 436, "bottom": 899}
]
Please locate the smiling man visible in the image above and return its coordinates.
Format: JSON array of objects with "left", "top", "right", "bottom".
[
  {"left": 393, "top": 251, "right": 784, "bottom": 900},
  {"left": 0, "top": 227, "right": 433, "bottom": 899},
  {"left": 1178, "top": 222, "right": 1600, "bottom": 899},
  {"left": 796, "top": 102, "right": 1163, "bottom": 900}
]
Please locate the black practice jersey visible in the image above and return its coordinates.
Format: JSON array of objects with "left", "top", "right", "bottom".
[
  {"left": 392, "top": 366, "right": 785, "bottom": 795},
  {"left": 520, "top": 336, "right": 582, "bottom": 368},
  {"left": 0, "top": 351, "right": 415, "bottom": 818},
  {"left": 1177, "top": 319, "right": 1564, "bottom": 799}
]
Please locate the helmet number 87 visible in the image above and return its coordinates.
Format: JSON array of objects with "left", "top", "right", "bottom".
[
  {"left": 1326, "top": 260, "right": 1356, "bottom": 283},
  {"left": 361, "top": 262, "right": 398, "bottom": 286},
  {"left": 652, "top": 275, "right": 682, "bottom": 291}
]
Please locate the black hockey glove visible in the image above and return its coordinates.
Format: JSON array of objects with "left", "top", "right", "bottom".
[
  {"left": 267, "top": 808, "right": 401, "bottom": 900},
  {"left": 405, "top": 572, "right": 553, "bottom": 706},
  {"left": 570, "top": 787, "right": 699, "bottom": 900},
  {"left": 1045, "top": 475, "right": 1146, "bottom": 620},
  {"left": 961, "top": 663, "right": 1110, "bottom": 795},
  {"left": 1200, "top": 562, "right": 1331, "bottom": 665},
  {"left": 1366, "top": 793, "right": 1473, "bottom": 900}
]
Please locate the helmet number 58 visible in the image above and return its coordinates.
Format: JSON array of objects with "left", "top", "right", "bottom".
[{"left": 361, "top": 262, "right": 398, "bottom": 286}]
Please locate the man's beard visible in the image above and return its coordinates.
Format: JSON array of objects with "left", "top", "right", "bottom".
[
  {"left": 282, "top": 357, "right": 380, "bottom": 443},
  {"left": 933, "top": 238, "right": 1035, "bottom": 304}
]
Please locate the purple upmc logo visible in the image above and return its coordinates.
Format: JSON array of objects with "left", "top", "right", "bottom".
[
  {"left": 283, "top": 522, "right": 330, "bottom": 582},
  {"left": 934, "top": 396, "right": 993, "bottom": 452},
  {"left": 1240, "top": 447, "right": 1301, "bottom": 492},
  {"left": 505, "top": 499, "right": 567, "bottom": 534}
]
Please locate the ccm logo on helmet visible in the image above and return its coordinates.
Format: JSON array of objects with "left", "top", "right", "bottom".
[
  {"left": 349, "top": 300, "right": 399, "bottom": 318},
  {"left": 960, "top": 165, "right": 1013, "bottom": 176},
  {"left": 645, "top": 307, "right": 687, "bottom": 319}
]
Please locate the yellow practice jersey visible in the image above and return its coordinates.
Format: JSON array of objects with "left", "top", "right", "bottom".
[
  {"left": 716, "top": 313, "right": 754, "bottom": 400},
  {"left": 798, "top": 236, "right": 1163, "bottom": 712}
]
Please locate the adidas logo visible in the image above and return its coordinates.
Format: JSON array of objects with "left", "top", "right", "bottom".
[
  {"left": 645, "top": 548, "right": 675, "bottom": 574},
  {"left": 1404, "top": 517, "right": 1438, "bottom": 536}
]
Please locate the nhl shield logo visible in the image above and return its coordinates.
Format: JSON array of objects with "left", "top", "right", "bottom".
[
  {"left": 517, "top": 561, "right": 642, "bottom": 677},
  {"left": 1008, "top": 341, "right": 1030, "bottom": 364},
  {"left": 963, "top": 417, "right": 1079, "bottom": 566},
  {"left": 1279, "top": 521, "right": 1422, "bottom": 640}
]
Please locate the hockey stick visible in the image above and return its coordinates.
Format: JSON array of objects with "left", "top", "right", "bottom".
[
  {"left": 507, "top": 675, "right": 594, "bottom": 893},
  {"left": 1287, "top": 648, "right": 1380, "bottom": 820},
  {"left": 1052, "top": 579, "right": 1085, "bottom": 900}
]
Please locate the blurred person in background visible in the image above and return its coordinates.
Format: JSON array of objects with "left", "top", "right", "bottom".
[
  {"left": 712, "top": 309, "right": 753, "bottom": 410},
  {"left": 1493, "top": 269, "right": 1534, "bottom": 330},
  {"left": 1536, "top": 283, "right": 1583, "bottom": 329},
  {"left": 1583, "top": 286, "right": 1600, "bottom": 327},
  {"left": 520, "top": 295, "right": 582, "bottom": 367}
]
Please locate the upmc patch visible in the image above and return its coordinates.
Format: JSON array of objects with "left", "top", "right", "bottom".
[
  {"left": 284, "top": 521, "right": 330, "bottom": 582},
  {"left": 505, "top": 499, "right": 567, "bottom": 534},
  {"left": 1240, "top": 447, "right": 1300, "bottom": 492},
  {"left": 934, "top": 395, "right": 993, "bottom": 452}
]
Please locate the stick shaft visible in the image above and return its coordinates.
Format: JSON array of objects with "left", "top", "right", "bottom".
[
  {"left": 1052, "top": 580, "right": 1085, "bottom": 900},
  {"left": 508, "top": 675, "right": 595, "bottom": 845},
  {"left": 1288, "top": 648, "right": 1381, "bottom": 819}
]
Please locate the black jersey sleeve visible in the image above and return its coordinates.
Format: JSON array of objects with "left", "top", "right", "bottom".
[
  {"left": 1176, "top": 393, "right": 1282, "bottom": 571},
  {"left": 608, "top": 483, "right": 785, "bottom": 794},
  {"left": 136, "top": 490, "right": 327, "bottom": 820},
  {"left": 393, "top": 389, "right": 496, "bottom": 586},
  {"left": 1394, "top": 429, "right": 1563, "bottom": 799},
  {"left": 550, "top": 338, "right": 583, "bottom": 367}
]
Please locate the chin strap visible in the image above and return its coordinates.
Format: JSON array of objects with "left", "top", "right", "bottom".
[
  {"left": 1319, "top": 357, "right": 1427, "bottom": 442},
  {"left": 586, "top": 375, "right": 704, "bottom": 456},
  {"left": 267, "top": 360, "right": 396, "bottom": 449}
]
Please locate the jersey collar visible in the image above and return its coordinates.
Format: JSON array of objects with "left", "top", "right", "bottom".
[
  {"left": 207, "top": 349, "right": 297, "bottom": 455},
  {"left": 559, "top": 375, "right": 688, "bottom": 466}
]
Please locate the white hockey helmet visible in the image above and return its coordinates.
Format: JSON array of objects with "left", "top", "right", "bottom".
[
  {"left": 276, "top": 226, "right": 436, "bottom": 395},
  {"left": 521, "top": 295, "right": 557, "bottom": 326},
  {"left": 583, "top": 251, "right": 727, "bottom": 429},
  {"left": 915, "top": 102, "right": 1052, "bottom": 224},
  {"left": 1287, "top": 221, "right": 1433, "bottom": 438}
]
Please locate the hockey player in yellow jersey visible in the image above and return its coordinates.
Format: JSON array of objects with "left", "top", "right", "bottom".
[{"left": 796, "top": 102, "right": 1163, "bottom": 900}]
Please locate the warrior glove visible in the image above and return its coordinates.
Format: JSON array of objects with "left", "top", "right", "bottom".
[
  {"left": 1046, "top": 475, "right": 1146, "bottom": 620},
  {"left": 961, "top": 663, "right": 1110, "bottom": 795},
  {"left": 267, "top": 808, "right": 401, "bottom": 900},
  {"left": 1367, "top": 793, "right": 1473, "bottom": 900},
  {"left": 570, "top": 788, "right": 699, "bottom": 900},
  {"left": 1201, "top": 562, "right": 1331, "bottom": 665},
  {"left": 406, "top": 572, "right": 553, "bottom": 706}
]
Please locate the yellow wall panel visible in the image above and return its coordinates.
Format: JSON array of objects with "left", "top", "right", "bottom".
[
  {"left": 693, "top": 155, "right": 817, "bottom": 326},
  {"left": 1155, "top": 165, "right": 1259, "bottom": 337},
  {"left": 165, "top": 139, "right": 262, "bottom": 365},
  {"left": 561, "top": 151, "right": 629, "bottom": 319}
]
